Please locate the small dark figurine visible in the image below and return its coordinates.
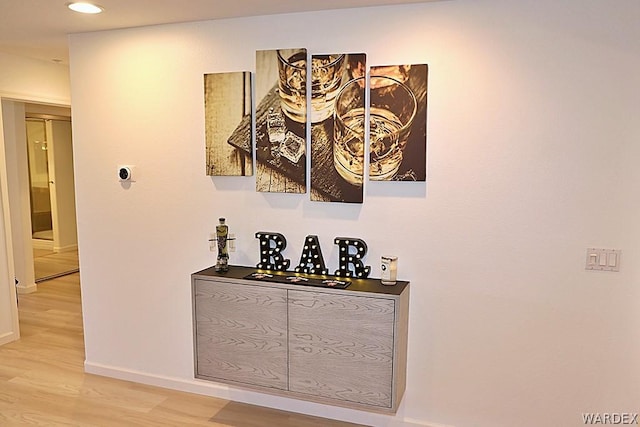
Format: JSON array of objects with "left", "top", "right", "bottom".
[{"left": 215, "top": 217, "right": 229, "bottom": 272}]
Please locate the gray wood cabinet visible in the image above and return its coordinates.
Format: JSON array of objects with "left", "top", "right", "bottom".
[{"left": 192, "top": 266, "right": 409, "bottom": 413}]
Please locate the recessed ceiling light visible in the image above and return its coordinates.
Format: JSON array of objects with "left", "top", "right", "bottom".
[{"left": 67, "top": 2, "right": 104, "bottom": 14}]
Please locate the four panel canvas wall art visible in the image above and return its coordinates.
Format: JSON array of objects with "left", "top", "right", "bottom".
[{"left": 203, "top": 52, "right": 428, "bottom": 201}]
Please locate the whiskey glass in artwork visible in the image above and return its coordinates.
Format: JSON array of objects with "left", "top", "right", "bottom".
[
  {"left": 278, "top": 51, "right": 347, "bottom": 124},
  {"left": 204, "top": 71, "right": 252, "bottom": 176},
  {"left": 309, "top": 54, "right": 346, "bottom": 123},
  {"left": 368, "top": 76, "right": 417, "bottom": 181},
  {"left": 333, "top": 77, "right": 367, "bottom": 186},
  {"left": 277, "top": 49, "right": 307, "bottom": 123}
]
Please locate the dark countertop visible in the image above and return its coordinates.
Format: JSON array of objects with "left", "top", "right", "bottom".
[{"left": 193, "top": 265, "right": 408, "bottom": 296}]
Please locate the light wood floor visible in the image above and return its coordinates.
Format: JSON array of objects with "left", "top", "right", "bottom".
[
  {"left": 0, "top": 274, "right": 363, "bottom": 426},
  {"left": 33, "top": 248, "right": 79, "bottom": 282}
]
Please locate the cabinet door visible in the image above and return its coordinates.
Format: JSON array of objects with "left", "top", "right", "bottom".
[
  {"left": 194, "top": 280, "right": 287, "bottom": 390},
  {"left": 288, "top": 290, "right": 395, "bottom": 408}
]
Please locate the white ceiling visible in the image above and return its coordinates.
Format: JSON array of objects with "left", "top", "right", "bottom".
[{"left": 0, "top": 0, "right": 438, "bottom": 65}]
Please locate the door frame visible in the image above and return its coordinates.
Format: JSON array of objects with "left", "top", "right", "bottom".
[
  {"left": 0, "top": 95, "right": 72, "bottom": 345},
  {"left": 25, "top": 114, "right": 75, "bottom": 253},
  {"left": 0, "top": 104, "right": 20, "bottom": 345}
]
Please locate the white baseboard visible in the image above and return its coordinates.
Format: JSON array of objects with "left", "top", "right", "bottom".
[
  {"left": 0, "top": 331, "right": 19, "bottom": 346},
  {"left": 403, "top": 418, "right": 456, "bottom": 427},
  {"left": 53, "top": 243, "right": 78, "bottom": 253},
  {"left": 84, "top": 361, "right": 431, "bottom": 427},
  {"left": 17, "top": 281, "right": 37, "bottom": 294}
]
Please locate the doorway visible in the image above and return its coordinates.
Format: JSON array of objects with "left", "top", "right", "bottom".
[
  {"left": 24, "top": 109, "right": 78, "bottom": 282},
  {"left": 26, "top": 118, "right": 53, "bottom": 244}
]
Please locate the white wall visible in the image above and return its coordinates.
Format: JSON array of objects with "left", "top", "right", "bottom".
[
  {"left": 0, "top": 52, "right": 71, "bottom": 105},
  {"left": 68, "top": 1, "right": 640, "bottom": 426},
  {"left": 0, "top": 53, "right": 71, "bottom": 340}
]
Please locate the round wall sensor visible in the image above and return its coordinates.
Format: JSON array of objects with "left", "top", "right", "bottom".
[{"left": 118, "top": 166, "right": 132, "bottom": 181}]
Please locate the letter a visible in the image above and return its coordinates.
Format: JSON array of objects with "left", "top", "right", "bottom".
[{"left": 295, "top": 235, "right": 328, "bottom": 275}]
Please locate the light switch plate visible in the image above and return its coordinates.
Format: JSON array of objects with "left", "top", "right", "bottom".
[{"left": 586, "top": 248, "right": 621, "bottom": 272}]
